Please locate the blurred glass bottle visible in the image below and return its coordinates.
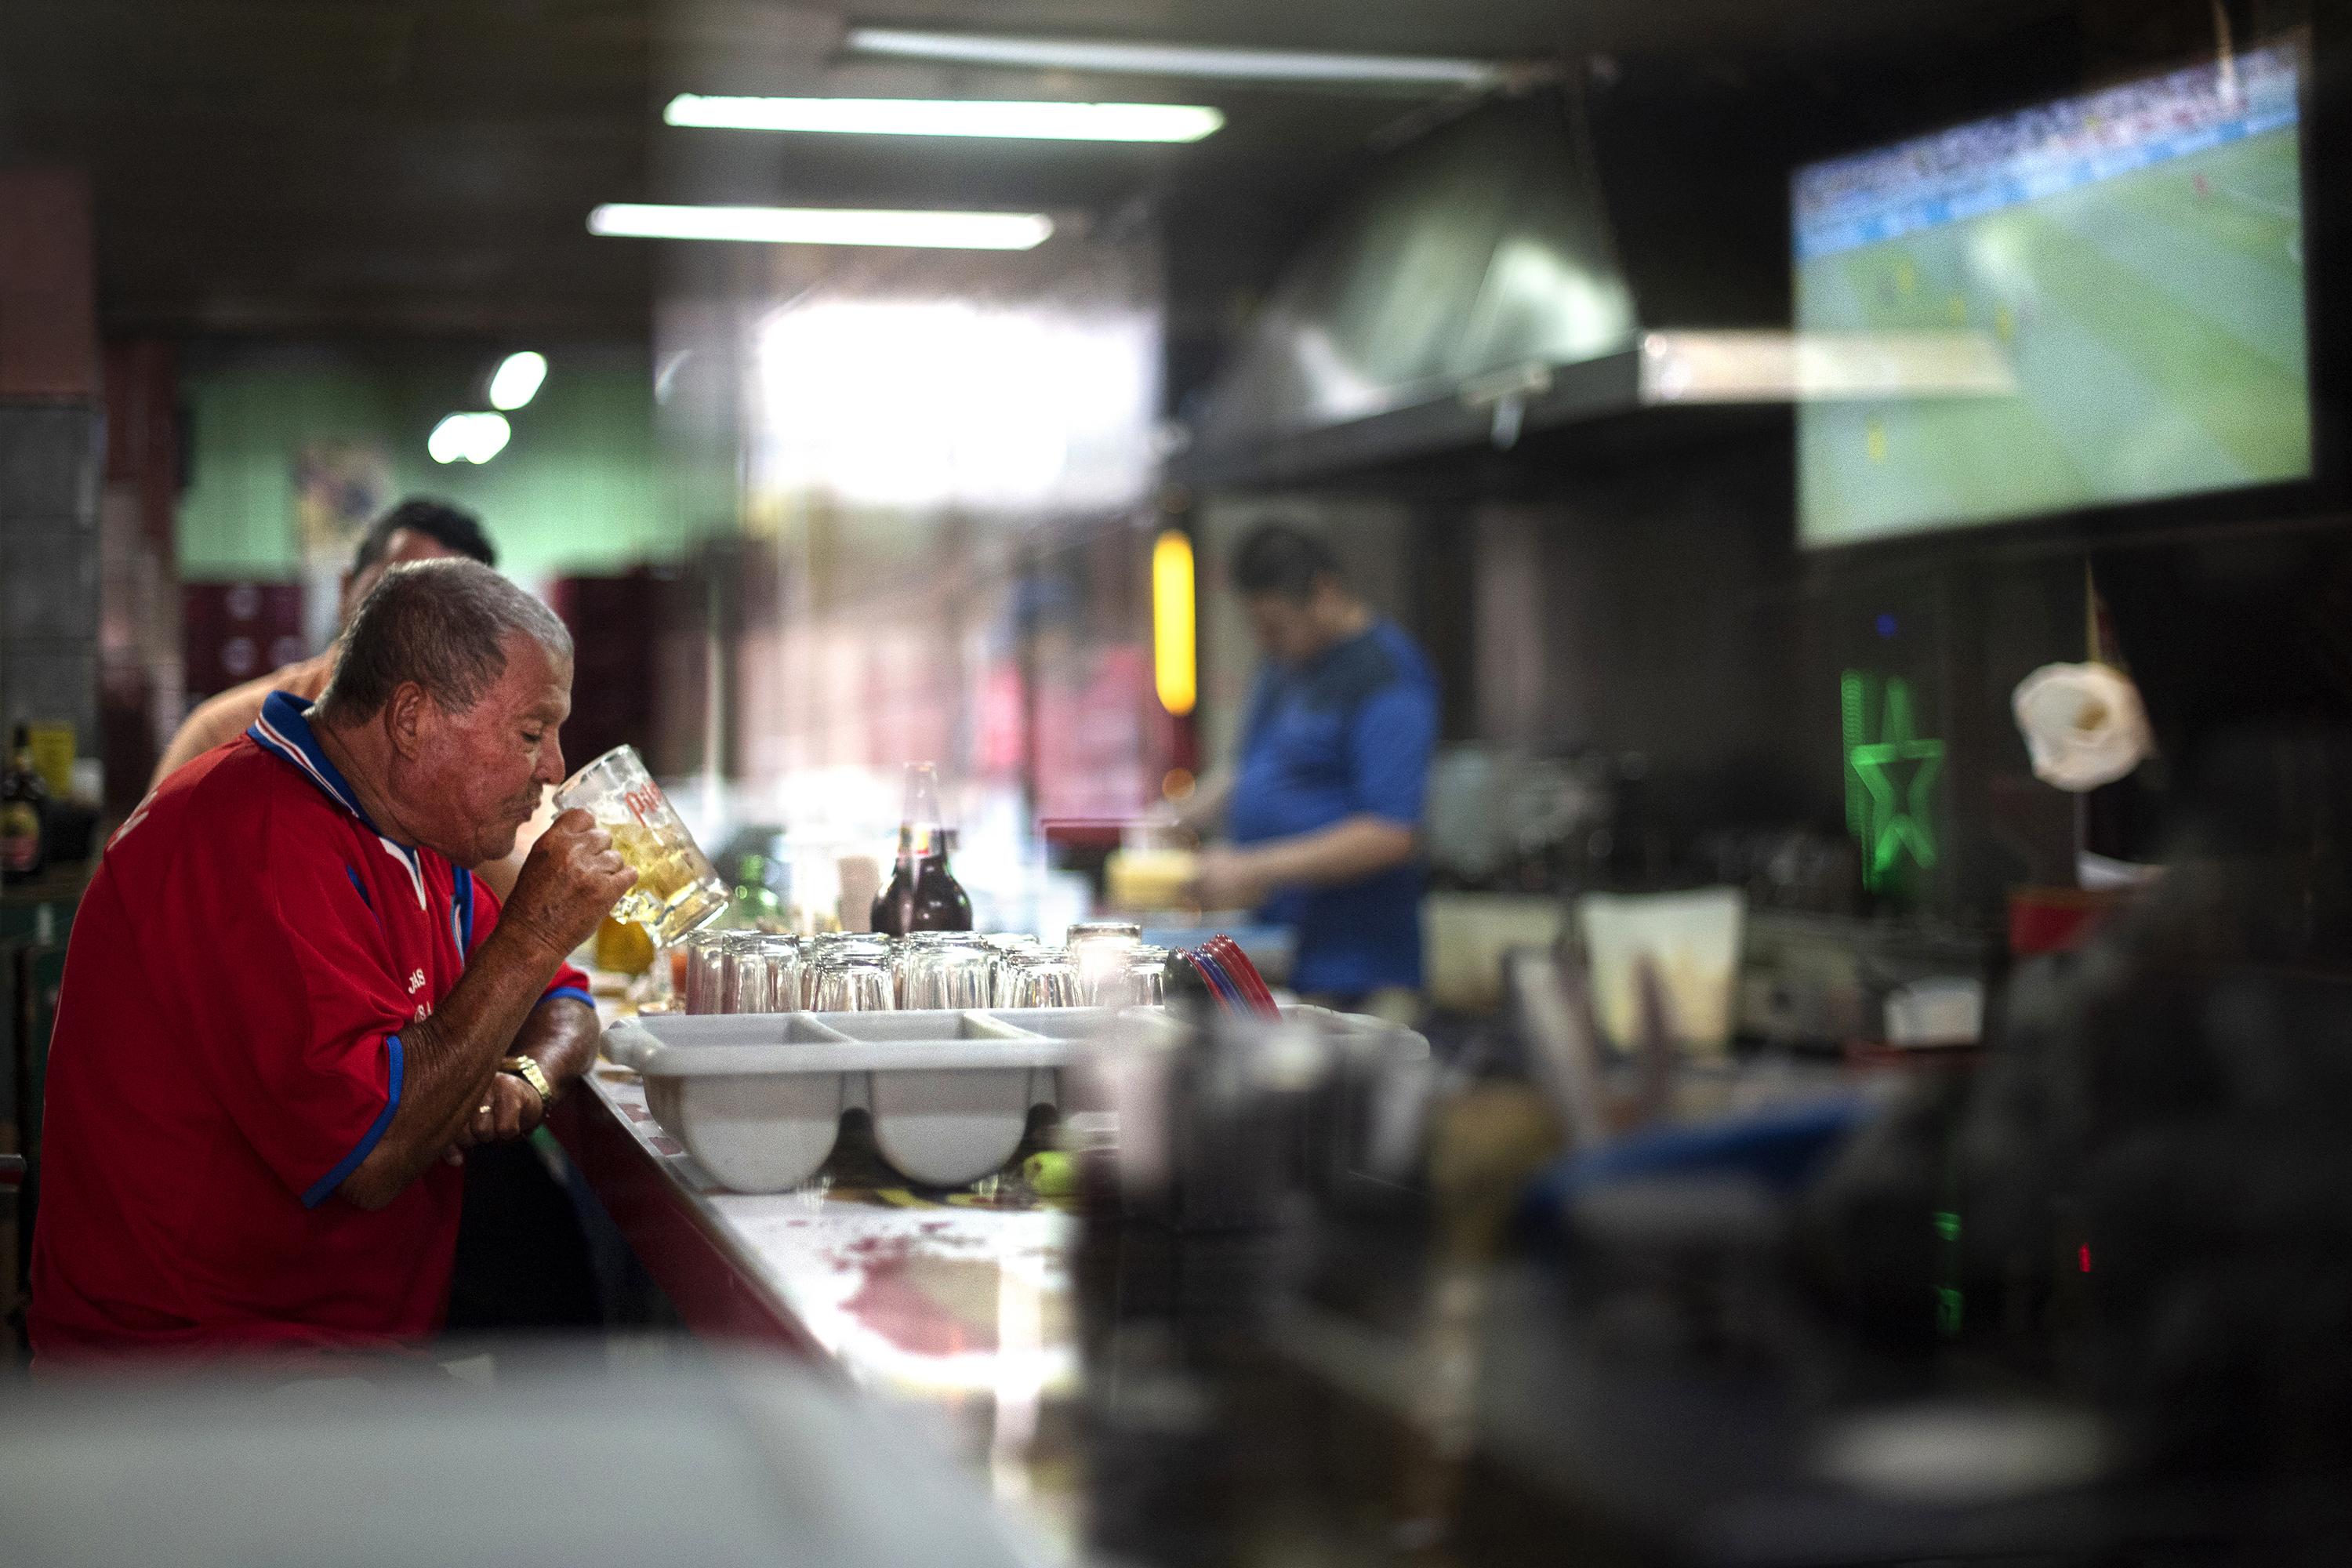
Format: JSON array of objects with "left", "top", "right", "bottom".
[
  {"left": 2, "top": 725, "right": 49, "bottom": 884},
  {"left": 730, "top": 851, "right": 788, "bottom": 931},
  {"left": 871, "top": 763, "right": 973, "bottom": 936}
]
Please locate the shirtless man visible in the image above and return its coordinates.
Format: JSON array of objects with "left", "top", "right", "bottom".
[{"left": 154, "top": 499, "right": 499, "bottom": 787}]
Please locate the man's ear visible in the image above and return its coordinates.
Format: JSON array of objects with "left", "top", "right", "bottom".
[{"left": 383, "top": 681, "right": 434, "bottom": 761}]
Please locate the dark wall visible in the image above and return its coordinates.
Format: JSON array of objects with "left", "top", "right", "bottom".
[
  {"left": 1183, "top": 0, "right": 2337, "bottom": 927},
  {"left": 1472, "top": 433, "right": 1808, "bottom": 793},
  {"left": 1436, "top": 415, "right": 2088, "bottom": 927}
]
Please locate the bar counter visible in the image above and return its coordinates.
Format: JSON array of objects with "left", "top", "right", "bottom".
[{"left": 546, "top": 1057, "right": 1087, "bottom": 1549}]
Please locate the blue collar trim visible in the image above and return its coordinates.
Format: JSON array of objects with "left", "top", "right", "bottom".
[
  {"left": 251, "top": 691, "right": 432, "bottom": 911},
  {"left": 249, "top": 691, "right": 383, "bottom": 836}
]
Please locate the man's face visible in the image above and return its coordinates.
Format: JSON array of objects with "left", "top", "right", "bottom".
[
  {"left": 340, "top": 528, "right": 466, "bottom": 626},
  {"left": 397, "top": 633, "right": 572, "bottom": 868},
  {"left": 1243, "top": 591, "right": 1324, "bottom": 666}
]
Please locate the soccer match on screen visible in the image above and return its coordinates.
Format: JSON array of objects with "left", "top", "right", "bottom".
[{"left": 1795, "top": 42, "right": 2311, "bottom": 545}]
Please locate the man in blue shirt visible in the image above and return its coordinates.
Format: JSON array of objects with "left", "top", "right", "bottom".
[{"left": 1189, "top": 524, "right": 1439, "bottom": 1011}]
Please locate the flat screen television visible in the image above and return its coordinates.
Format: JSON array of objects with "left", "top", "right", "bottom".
[{"left": 1794, "top": 42, "right": 2311, "bottom": 547}]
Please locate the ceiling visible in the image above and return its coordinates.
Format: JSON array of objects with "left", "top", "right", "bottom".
[{"left": 0, "top": 0, "right": 2077, "bottom": 341}]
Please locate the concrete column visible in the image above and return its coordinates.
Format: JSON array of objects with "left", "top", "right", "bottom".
[{"left": 0, "top": 169, "right": 104, "bottom": 771}]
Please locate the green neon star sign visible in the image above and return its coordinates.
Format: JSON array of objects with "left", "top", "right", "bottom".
[{"left": 1842, "top": 670, "right": 1944, "bottom": 893}]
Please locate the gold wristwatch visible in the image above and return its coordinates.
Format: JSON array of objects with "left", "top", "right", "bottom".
[{"left": 499, "top": 1054, "right": 558, "bottom": 1111}]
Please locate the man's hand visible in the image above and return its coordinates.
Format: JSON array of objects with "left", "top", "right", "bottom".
[
  {"left": 500, "top": 808, "right": 636, "bottom": 962},
  {"left": 1162, "top": 768, "right": 1232, "bottom": 840},
  {"left": 452, "top": 1070, "right": 544, "bottom": 1150},
  {"left": 1185, "top": 816, "right": 1418, "bottom": 912},
  {"left": 339, "top": 858, "right": 609, "bottom": 1210},
  {"left": 1189, "top": 845, "right": 1269, "bottom": 912}
]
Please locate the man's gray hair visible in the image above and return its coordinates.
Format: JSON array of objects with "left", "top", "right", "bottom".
[{"left": 318, "top": 559, "right": 572, "bottom": 721}]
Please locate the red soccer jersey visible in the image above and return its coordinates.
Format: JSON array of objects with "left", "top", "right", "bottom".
[{"left": 28, "top": 691, "right": 592, "bottom": 1360}]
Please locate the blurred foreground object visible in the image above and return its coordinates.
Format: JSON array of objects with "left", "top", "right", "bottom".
[
  {"left": 0, "top": 1353, "right": 1036, "bottom": 1568},
  {"left": 1810, "top": 726, "right": 2352, "bottom": 1495}
]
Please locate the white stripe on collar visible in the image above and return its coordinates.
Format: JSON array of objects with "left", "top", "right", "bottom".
[
  {"left": 375, "top": 836, "right": 428, "bottom": 910},
  {"left": 252, "top": 702, "right": 429, "bottom": 911},
  {"left": 252, "top": 712, "right": 365, "bottom": 819}
]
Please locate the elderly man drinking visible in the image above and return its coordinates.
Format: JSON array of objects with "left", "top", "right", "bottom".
[{"left": 30, "top": 560, "right": 634, "bottom": 1360}]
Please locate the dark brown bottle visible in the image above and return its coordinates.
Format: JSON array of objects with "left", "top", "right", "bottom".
[
  {"left": 870, "top": 764, "right": 974, "bottom": 936},
  {"left": 911, "top": 828, "right": 974, "bottom": 931}
]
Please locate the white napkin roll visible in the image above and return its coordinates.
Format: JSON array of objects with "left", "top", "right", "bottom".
[{"left": 2011, "top": 662, "right": 2152, "bottom": 792}]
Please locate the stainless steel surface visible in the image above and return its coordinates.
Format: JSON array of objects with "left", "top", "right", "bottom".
[{"left": 1185, "top": 90, "right": 1639, "bottom": 482}]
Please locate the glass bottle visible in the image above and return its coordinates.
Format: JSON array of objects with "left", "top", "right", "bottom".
[
  {"left": 871, "top": 764, "right": 974, "bottom": 936},
  {"left": 1, "top": 725, "right": 48, "bottom": 884},
  {"left": 730, "top": 851, "right": 788, "bottom": 931},
  {"left": 912, "top": 826, "right": 974, "bottom": 931}
]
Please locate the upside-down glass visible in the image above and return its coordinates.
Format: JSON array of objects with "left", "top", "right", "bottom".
[
  {"left": 554, "top": 746, "right": 728, "bottom": 944},
  {"left": 1095, "top": 946, "right": 1171, "bottom": 1007},
  {"left": 812, "top": 952, "right": 896, "bottom": 1011},
  {"left": 896, "top": 931, "right": 991, "bottom": 1006},
  {"left": 809, "top": 931, "right": 895, "bottom": 956},
  {"left": 1002, "top": 950, "right": 1084, "bottom": 1008},
  {"left": 717, "top": 931, "right": 774, "bottom": 1014},
  {"left": 904, "top": 943, "right": 997, "bottom": 1010},
  {"left": 681, "top": 929, "right": 733, "bottom": 1014},
  {"left": 1065, "top": 920, "right": 1143, "bottom": 1007},
  {"left": 982, "top": 933, "right": 1041, "bottom": 1006},
  {"left": 729, "top": 934, "right": 803, "bottom": 1015},
  {"left": 804, "top": 934, "right": 893, "bottom": 1006}
]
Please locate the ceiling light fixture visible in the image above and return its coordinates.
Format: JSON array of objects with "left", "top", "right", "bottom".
[
  {"left": 428, "top": 412, "right": 511, "bottom": 466},
  {"left": 587, "top": 203, "right": 1054, "bottom": 249},
  {"left": 665, "top": 93, "right": 1222, "bottom": 143},
  {"left": 488, "top": 350, "right": 547, "bottom": 411},
  {"left": 844, "top": 28, "right": 1504, "bottom": 88}
]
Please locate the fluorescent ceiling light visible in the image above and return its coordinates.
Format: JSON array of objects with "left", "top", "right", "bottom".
[
  {"left": 488, "top": 351, "right": 546, "bottom": 411},
  {"left": 587, "top": 203, "right": 1053, "bottom": 249},
  {"left": 846, "top": 28, "right": 1503, "bottom": 87},
  {"left": 1637, "top": 331, "right": 2018, "bottom": 404},
  {"left": 666, "top": 93, "right": 1221, "bottom": 143},
  {"left": 428, "top": 412, "right": 511, "bottom": 465}
]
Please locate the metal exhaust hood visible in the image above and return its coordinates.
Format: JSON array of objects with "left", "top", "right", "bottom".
[
  {"left": 1176, "top": 88, "right": 1650, "bottom": 488},
  {"left": 1174, "top": 85, "right": 2018, "bottom": 489}
]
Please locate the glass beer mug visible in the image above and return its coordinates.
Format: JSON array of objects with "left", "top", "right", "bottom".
[{"left": 554, "top": 746, "right": 728, "bottom": 946}]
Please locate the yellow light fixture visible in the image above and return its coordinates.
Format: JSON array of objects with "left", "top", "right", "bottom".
[{"left": 1152, "top": 529, "right": 1196, "bottom": 717}]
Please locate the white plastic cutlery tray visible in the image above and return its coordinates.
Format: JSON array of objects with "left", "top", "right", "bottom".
[{"left": 600, "top": 1008, "right": 1115, "bottom": 1192}]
